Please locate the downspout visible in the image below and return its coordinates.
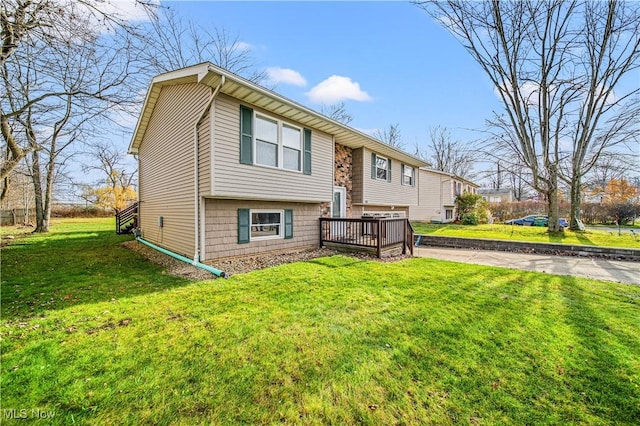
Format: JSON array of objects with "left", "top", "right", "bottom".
[
  {"left": 194, "top": 75, "right": 225, "bottom": 264},
  {"left": 137, "top": 236, "right": 228, "bottom": 278}
]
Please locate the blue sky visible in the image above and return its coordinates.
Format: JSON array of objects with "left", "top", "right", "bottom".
[{"left": 163, "top": 1, "right": 502, "bottom": 153}]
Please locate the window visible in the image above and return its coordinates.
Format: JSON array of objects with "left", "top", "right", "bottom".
[
  {"left": 255, "top": 116, "right": 278, "bottom": 167},
  {"left": 402, "top": 165, "right": 414, "bottom": 186},
  {"left": 251, "top": 210, "right": 282, "bottom": 240},
  {"left": 445, "top": 209, "right": 453, "bottom": 220},
  {"left": 376, "top": 155, "right": 388, "bottom": 180},
  {"left": 455, "top": 182, "right": 462, "bottom": 196},
  {"left": 238, "top": 208, "right": 293, "bottom": 243},
  {"left": 240, "top": 106, "right": 308, "bottom": 173},
  {"left": 282, "top": 124, "right": 301, "bottom": 171}
]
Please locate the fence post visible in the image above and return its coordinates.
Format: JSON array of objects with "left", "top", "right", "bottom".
[
  {"left": 376, "top": 219, "right": 382, "bottom": 258},
  {"left": 319, "top": 219, "right": 324, "bottom": 248},
  {"left": 402, "top": 219, "right": 407, "bottom": 255}
]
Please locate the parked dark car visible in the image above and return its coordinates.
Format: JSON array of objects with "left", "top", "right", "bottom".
[
  {"left": 505, "top": 215, "right": 544, "bottom": 226},
  {"left": 505, "top": 215, "right": 569, "bottom": 228}
]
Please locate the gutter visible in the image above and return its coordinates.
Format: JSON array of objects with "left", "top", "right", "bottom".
[
  {"left": 137, "top": 237, "right": 228, "bottom": 278},
  {"left": 194, "top": 75, "right": 225, "bottom": 264}
]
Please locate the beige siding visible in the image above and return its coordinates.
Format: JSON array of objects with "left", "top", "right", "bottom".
[
  {"left": 198, "top": 109, "right": 211, "bottom": 195},
  {"left": 409, "top": 170, "right": 457, "bottom": 222},
  {"left": 203, "top": 199, "right": 321, "bottom": 260},
  {"left": 212, "top": 94, "right": 333, "bottom": 202},
  {"left": 360, "top": 148, "right": 419, "bottom": 206},
  {"left": 351, "top": 148, "right": 364, "bottom": 204},
  {"left": 138, "top": 83, "right": 211, "bottom": 257}
]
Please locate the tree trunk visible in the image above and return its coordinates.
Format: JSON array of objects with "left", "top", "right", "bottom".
[
  {"left": 547, "top": 165, "right": 561, "bottom": 232},
  {"left": 569, "top": 174, "right": 582, "bottom": 231},
  {"left": 31, "top": 150, "right": 48, "bottom": 233}
]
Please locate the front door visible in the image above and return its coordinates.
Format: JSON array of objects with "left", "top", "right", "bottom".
[
  {"left": 332, "top": 187, "right": 346, "bottom": 218},
  {"left": 332, "top": 187, "right": 347, "bottom": 237}
]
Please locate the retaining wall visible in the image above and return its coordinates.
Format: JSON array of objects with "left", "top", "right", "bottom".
[{"left": 415, "top": 234, "right": 640, "bottom": 262}]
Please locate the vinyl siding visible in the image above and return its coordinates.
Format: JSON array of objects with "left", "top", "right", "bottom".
[
  {"left": 138, "top": 83, "right": 211, "bottom": 257},
  {"left": 212, "top": 94, "right": 333, "bottom": 202},
  {"left": 351, "top": 148, "right": 364, "bottom": 204},
  {"left": 198, "top": 109, "right": 211, "bottom": 195},
  {"left": 409, "top": 170, "right": 456, "bottom": 222},
  {"left": 359, "top": 148, "right": 419, "bottom": 206},
  {"left": 203, "top": 199, "right": 321, "bottom": 260}
]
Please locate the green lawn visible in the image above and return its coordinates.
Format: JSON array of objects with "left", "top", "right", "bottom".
[
  {"left": 2, "top": 219, "right": 639, "bottom": 424},
  {"left": 411, "top": 222, "right": 640, "bottom": 249}
]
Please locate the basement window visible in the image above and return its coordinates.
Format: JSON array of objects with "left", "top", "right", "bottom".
[{"left": 251, "top": 210, "right": 283, "bottom": 240}]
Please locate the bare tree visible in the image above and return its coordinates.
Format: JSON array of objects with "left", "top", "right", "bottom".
[
  {"left": 2, "top": 1, "right": 146, "bottom": 232},
  {"left": 141, "top": 8, "right": 266, "bottom": 82},
  {"left": 417, "top": 0, "right": 640, "bottom": 231},
  {"left": 0, "top": 0, "right": 155, "bottom": 177},
  {"left": 427, "top": 126, "right": 475, "bottom": 178},
  {"left": 320, "top": 102, "right": 353, "bottom": 124},
  {"left": 374, "top": 123, "right": 404, "bottom": 149},
  {"left": 80, "top": 142, "right": 137, "bottom": 213}
]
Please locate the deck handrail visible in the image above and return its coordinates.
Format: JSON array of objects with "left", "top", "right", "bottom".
[
  {"left": 115, "top": 202, "right": 138, "bottom": 234},
  {"left": 320, "top": 217, "right": 413, "bottom": 258}
]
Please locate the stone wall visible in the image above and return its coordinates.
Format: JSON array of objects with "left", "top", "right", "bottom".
[{"left": 334, "top": 143, "right": 353, "bottom": 217}]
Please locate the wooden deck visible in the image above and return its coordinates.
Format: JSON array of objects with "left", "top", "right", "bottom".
[{"left": 319, "top": 217, "right": 414, "bottom": 258}]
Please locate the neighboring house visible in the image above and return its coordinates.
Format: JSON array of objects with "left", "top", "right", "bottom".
[
  {"left": 409, "top": 168, "right": 479, "bottom": 223},
  {"left": 128, "top": 63, "right": 427, "bottom": 262},
  {"left": 479, "top": 188, "right": 515, "bottom": 203}
]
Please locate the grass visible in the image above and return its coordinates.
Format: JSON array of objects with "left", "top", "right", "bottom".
[
  {"left": 411, "top": 222, "right": 640, "bottom": 249},
  {"left": 2, "top": 219, "right": 639, "bottom": 424}
]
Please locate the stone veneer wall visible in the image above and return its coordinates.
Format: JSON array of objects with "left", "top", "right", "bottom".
[{"left": 321, "top": 143, "right": 354, "bottom": 218}]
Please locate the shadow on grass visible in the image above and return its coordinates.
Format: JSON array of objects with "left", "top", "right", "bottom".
[
  {"left": 573, "top": 232, "right": 595, "bottom": 246},
  {"left": 1, "top": 230, "right": 193, "bottom": 320},
  {"left": 559, "top": 279, "right": 640, "bottom": 423}
]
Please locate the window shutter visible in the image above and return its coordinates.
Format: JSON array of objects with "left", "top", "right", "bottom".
[
  {"left": 412, "top": 167, "right": 416, "bottom": 187},
  {"left": 303, "top": 129, "right": 312, "bottom": 175},
  {"left": 284, "top": 209, "right": 293, "bottom": 239},
  {"left": 371, "top": 153, "right": 377, "bottom": 179},
  {"left": 239, "top": 106, "right": 253, "bottom": 165},
  {"left": 387, "top": 159, "right": 392, "bottom": 182},
  {"left": 237, "top": 208, "right": 250, "bottom": 244},
  {"left": 401, "top": 164, "right": 405, "bottom": 185}
]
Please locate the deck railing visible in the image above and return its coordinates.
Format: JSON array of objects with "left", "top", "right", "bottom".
[
  {"left": 320, "top": 217, "right": 413, "bottom": 258},
  {"left": 115, "top": 202, "right": 138, "bottom": 234}
]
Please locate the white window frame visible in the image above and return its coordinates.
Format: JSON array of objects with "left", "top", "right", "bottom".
[
  {"left": 250, "top": 209, "right": 284, "bottom": 241},
  {"left": 254, "top": 112, "right": 302, "bottom": 173},
  {"left": 375, "top": 155, "right": 389, "bottom": 181},
  {"left": 402, "top": 165, "right": 414, "bottom": 186}
]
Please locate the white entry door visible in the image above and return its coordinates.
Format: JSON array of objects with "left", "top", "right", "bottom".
[
  {"left": 332, "top": 187, "right": 346, "bottom": 218},
  {"left": 331, "top": 187, "right": 347, "bottom": 237}
]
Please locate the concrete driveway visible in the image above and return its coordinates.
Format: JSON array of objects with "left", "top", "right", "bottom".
[{"left": 415, "top": 247, "right": 640, "bottom": 285}]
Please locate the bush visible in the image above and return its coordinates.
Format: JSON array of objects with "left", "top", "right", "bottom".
[{"left": 461, "top": 212, "right": 479, "bottom": 225}]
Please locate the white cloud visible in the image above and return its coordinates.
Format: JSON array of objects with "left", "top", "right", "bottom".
[
  {"left": 232, "top": 41, "right": 252, "bottom": 52},
  {"left": 64, "top": 0, "right": 157, "bottom": 24},
  {"left": 306, "top": 75, "right": 373, "bottom": 104},
  {"left": 266, "top": 67, "right": 307, "bottom": 87}
]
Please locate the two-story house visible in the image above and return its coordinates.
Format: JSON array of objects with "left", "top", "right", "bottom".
[
  {"left": 128, "top": 63, "right": 427, "bottom": 262},
  {"left": 409, "top": 168, "right": 479, "bottom": 223}
]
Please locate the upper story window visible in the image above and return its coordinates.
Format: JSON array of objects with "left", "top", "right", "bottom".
[
  {"left": 255, "top": 115, "right": 278, "bottom": 167},
  {"left": 402, "top": 165, "right": 415, "bottom": 186},
  {"left": 455, "top": 182, "right": 462, "bottom": 196},
  {"left": 282, "top": 124, "right": 301, "bottom": 171},
  {"left": 255, "top": 114, "right": 302, "bottom": 171},
  {"left": 240, "top": 105, "right": 311, "bottom": 175},
  {"left": 376, "top": 155, "right": 389, "bottom": 180}
]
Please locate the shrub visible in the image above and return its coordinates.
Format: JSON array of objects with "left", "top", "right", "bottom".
[{"left": 461, "top": 212, "right": 479, "bottom": 225}]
